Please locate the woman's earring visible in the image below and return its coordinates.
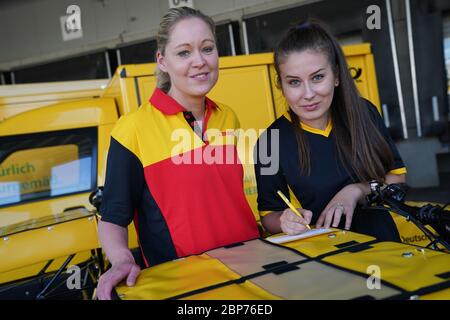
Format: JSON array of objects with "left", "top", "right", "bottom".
[{"left": 335, "top": 80, "right": 339, "bottom": 87}]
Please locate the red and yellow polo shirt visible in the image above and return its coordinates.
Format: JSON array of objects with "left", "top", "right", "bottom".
[{"left": 100, "top": 88, "right": 259, "bottom": 267}]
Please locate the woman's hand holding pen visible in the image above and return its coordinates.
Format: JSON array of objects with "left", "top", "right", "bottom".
[{"left": 279, "top": 208, "right": 313, "bottom": 235}]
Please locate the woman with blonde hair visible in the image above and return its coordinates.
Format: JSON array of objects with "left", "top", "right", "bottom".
[{"left": 96, "top": 7, "right": 259, "bottom": 300}]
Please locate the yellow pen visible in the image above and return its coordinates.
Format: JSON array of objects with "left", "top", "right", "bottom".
[{"left": 277, "top": 190, "right": 312, "bottom": 230}]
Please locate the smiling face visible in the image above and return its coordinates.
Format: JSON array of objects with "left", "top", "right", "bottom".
[
  {"left": 156, "top": 17, "right": 219, "bottom": 101},
  {"left": 279, "top": 49, "right": 338, "bottom": 130}
]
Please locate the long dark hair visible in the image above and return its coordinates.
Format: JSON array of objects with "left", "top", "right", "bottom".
[{"left": 273, "top": 19, "right": 394, "bottom": 182}]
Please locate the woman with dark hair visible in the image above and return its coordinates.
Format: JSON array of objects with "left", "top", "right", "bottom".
[{"left": 254, "top": 20, "right": 406, "bottom": 239}]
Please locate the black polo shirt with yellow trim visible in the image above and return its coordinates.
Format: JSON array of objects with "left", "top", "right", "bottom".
[
  {"left": 100, "top": 88, "right": 259, "bottom": 267},
  {"left": 254, "top": 99, "right": 407, "bottom": 224}
]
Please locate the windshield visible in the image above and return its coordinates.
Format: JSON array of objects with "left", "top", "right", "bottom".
[{"left": 0, "top": 127, "right": 97, "bottom": 207}]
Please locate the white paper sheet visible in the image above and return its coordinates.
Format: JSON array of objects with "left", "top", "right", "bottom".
[{"left": 265, "top": 228, "right": 333, "bottom": 244}]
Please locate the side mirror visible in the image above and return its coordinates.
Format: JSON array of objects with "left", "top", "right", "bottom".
[{"left": 89, "top": 187, "right": 104, "bottom": 212}]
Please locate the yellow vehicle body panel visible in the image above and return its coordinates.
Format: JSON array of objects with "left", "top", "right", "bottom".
[
  {"left": 0, "top": 98, "right": 117, "bottom": 136},
  {"left": 0, "top": 209, "right": 99, "bottom": 274},
  {"left": 342, "top": 43, "right": 381, "bottom": 112},
  {"left": 0, "top": 193, "right": 92, "bottom": 229},
  {"left": 0, "top": 79, "right": 106, "bottom": 122},
  {"left": 0, "top": 251, "right": 92, "bottom": 284}
]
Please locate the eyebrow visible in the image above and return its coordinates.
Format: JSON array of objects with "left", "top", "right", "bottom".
[
  {"left": 284, "top": 68, "right": 326, "bottom": 78},
  {"left": 174, "top": 39, "right": 215, "bottom": 49}
]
